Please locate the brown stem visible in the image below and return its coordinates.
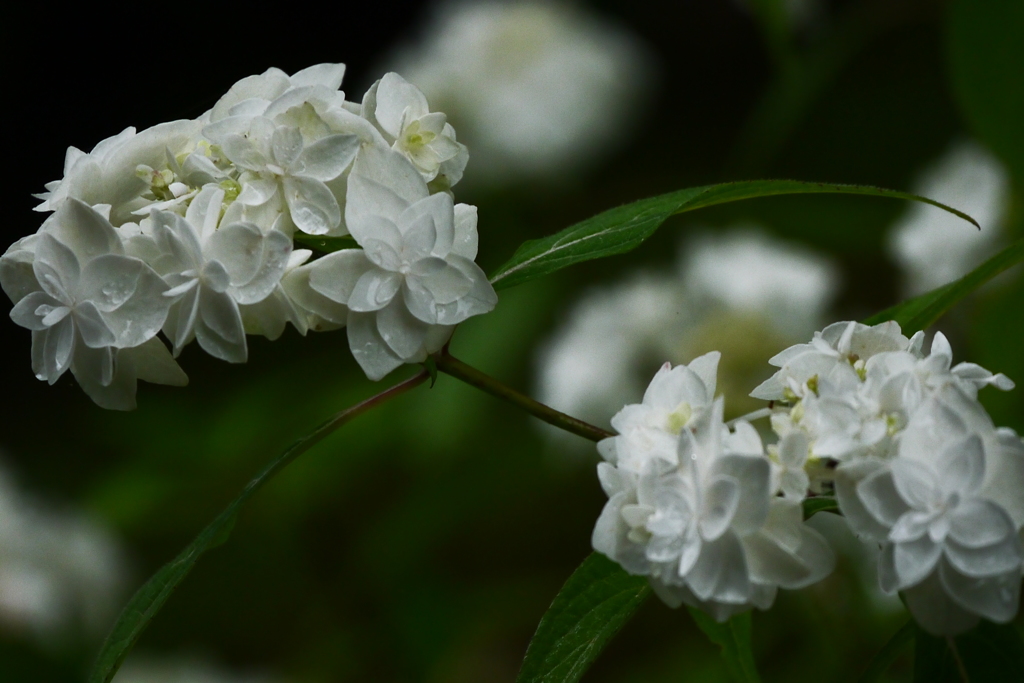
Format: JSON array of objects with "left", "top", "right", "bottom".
[{"left": 434, "top": 351, "right": 614, "bottom": 443}]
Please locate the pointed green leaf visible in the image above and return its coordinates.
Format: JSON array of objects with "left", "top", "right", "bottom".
[
  {"left": 516, "top": 553, "right": 650, "bottom": 683},
  {"left": 913, "top": 621, "right": 1024, "bottom": 683},
  {"left": 864, "top": 238, "right": 1023, "bottom": 334},
  {"left": 489, "top": 180, "right": 978, "bottom": 291},
  {"left": 688, "top": 608, "right": 762, "bottom": 683},
  {"left": 88, "top": 373, "right": 428, "bottom": 683},
  {"left": 802, "top": 496, "right": 840, "bottom": 520}
]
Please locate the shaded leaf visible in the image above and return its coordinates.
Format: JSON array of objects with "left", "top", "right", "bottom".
[
  {"left": 688, "top": 608, "right": 762, "bottom": 683},
  {"left": 857, "top": 620, "right": 914, "bottom": 682},
  {"left": 517, "top": 553, "right": 650, "bottom": 683},
  {"left": 88, "top": 373, "right": 428, "bottom": 683},
  {"left": 864, "top": 238, "right": 1023, "bottom": 334},
  {"left": 802, "top": 496, "right": 840, "bottom": 520},
  {"left": 914, "top": 621, "right": 1024, "bottom": 683},
  {"left": 489, "top": 180, "right": 978, "bottom": 291}
]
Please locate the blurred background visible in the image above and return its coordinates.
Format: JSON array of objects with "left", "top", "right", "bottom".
[{"left": 3, "top": 1, "right": 1022, "bottom": 681}]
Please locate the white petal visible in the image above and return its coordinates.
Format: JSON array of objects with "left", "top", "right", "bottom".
[
  {"left": 45, "top": 199, "right": 122, "bottom": 261},
  {"left": 296, "top": 134, "right": 359, "bottom": 181},
  {"left": 347, "top": 311, "right": 404, "bottom": 381},
  {"left": 893, "top": 536, "right": 942, "bottom": 588},
  {"left": 376, "top": 297, "right": 429, "bottom": 360},
  {"left": 348, "top": 269, "right": 402, "bottom": 312},
  {"left": 945, "top": 535, "right": 1023, "bottom": 578},
  {"left": 947, "top": 499, "right": 1016, "bottom": 549},
  {"left": 938, "top": 560, "right": 1021, "bottom": 624},
  {"left": 195, "top": 287, "right": 247, "bottom": 363},
  {"left": 73, "top": 301, "right": 117, "bottom": 348},
  {"left": 686, "top": 531, "right": 750, "bottom": 604},
  {"left": 699, "top": 475, "right": 740, "bottom": 541},
  {"left": 712, "top": 455, "right": 770, "bottom": 536},
  {"left": 374, "top": 72, "right": 429, "bottom": 138},
  {"left": 283, "top": 176, "right": 341, "bottom": 235},
  {"left": 289, "top": 63, "right": 346, "bottom": 90},
  {"left": 451, "top": 203, "right": 479, "bottom": 260},
  {"left": 903, "top": 567, "right": 980, "bottom": 636},
  {"left": 10, "top": 291, "right": 59, "bottom": 330},
  {"left": 123, "top": 337, "right": 188, "bottom": 386},
  {"left": 307, "top": 249, "right": 374, "bottom": 306},
  {"left": 271, "top": 126, "right": 304, "bottom": 169}
]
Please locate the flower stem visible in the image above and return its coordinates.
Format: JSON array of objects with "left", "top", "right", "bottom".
[{"left": 434, "top": 351, "right": 614, "bottom": 442}]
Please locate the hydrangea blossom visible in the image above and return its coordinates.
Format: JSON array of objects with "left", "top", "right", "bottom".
[
  {"left": 6, "top": 62, "right": 498, "bottom": 405},
  {"left": 594, "top": 359, "right": 835, "bottom": 620},
  {"left": 752, "top": 320, "right": 1021, "bottom": 634},
  {"left": 307, "top": 145, "right": 496, "bottom": 379}
]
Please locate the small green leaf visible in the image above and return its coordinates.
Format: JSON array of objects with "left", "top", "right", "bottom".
[
  {"left": 802, "top": 496, "right": 839, "bottom": 520},
  {"left": 864, "top": 238, "right": 1023, "bottom": 334},
  {"left": 488, "top": 180, "right": 978, "bottom": 291},
  {"left": 88, "top": 373, "right": 428, "bottom": 683},
  {"left": 913, "top": 621, "right": 1024, "bottom": 683},
  {"left": 516, "top": 553, "right": 650, "bottom": 683},
  {"left": 688, "top": 608, "right": 762, "bottom": 683},
  {"left": 857, "top": 620, "right": 914, "bottom": 682},
  {"left": 292, "top": 234, "right": 359, "bottom": 254}
]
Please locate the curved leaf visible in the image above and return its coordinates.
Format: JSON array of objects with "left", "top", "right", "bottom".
[
  {"left": 864, "top": 238, "right": 1023, "bottom": 334},
  {"left": 87, "top": 372, "right": 428, "bottom": 683},
  {"left": 688, "top": 609, "right": 762, "bottom": 683},
  {"left": 802, "top": 496, "right": 840, "bottom": 520},
  {"left": 517, "top": 553, "right": 650, "bottom": 683},
  {"left": 489, "top": 180, "right": 978, "bottom": 291}
]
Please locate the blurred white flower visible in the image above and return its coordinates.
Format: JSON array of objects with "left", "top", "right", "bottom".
[
  {"left": 888, "top": 141, "right": 1008, "bottom": 295},
  {"left": 0, "top": 462, "right": 125, "bottom": 641},
  {"left": 386, "top": 0, "right": 654, "bottom": 183},
  {"left": 114, "top": 656, "right": 277, "bottom": 683},
  {"left": 536, "top": 228, "right": 839, "bottom": 439}
]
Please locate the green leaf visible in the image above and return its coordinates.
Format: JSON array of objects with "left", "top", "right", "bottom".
[
  {"left": 946, "top": 0, "right": 1024, "bottom": 180},
  {"left": 292, "top": 234, "right": 359, "bottom": 254},
  {"left": 488, "top": 180, "right": 978, "bottom": 291},
  {"left": 914, "top": 621, "right": 1024, "bottom": 683},
  {"left": 88, "top": 373, "right": 428, "bottom": 683},
  {"left": 802, "top": 496, "right": 839, "bottom": 520},
  {"left": 688, "top": 608, "right": 762, "bottom": 683},
  {"left": 516, "top": 553, "right": 650, "bottom": 683},
  {"left": 863, "top": 238, "right": 1023, "bottom": 334},
  {"left": 857, "top": 620, "right": 914, "bottom": 682}
]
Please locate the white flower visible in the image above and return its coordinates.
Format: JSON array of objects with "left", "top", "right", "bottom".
[
  {"left": 888, "top": 141, "right": 1009, "bottom": 295},
  {"left": 308, "top": 145, "right": 496, "bottom": 380},
  {"left": 536, "top": 229, "right": 838, "bottom": 441},
  {"left": 598, "top": 354, "right": 720, "bottom": 474},
  {"left": 363, "top": 72, "right": 468, "bottom": 185},
  {"left": 0, "top": 462, "right": 125, "bottom": 640},
  {"left": 751, "top": 320, "right": 921, "bottom": 402},
  {"left": 840, "top": 385, "right": 1024, "bottom": 635},
  {"left": 212, "top": 118, "right": 359, "bottom": 236},
  {"left": 594, "top": 375, "right": 835, "bottom": 621},
  {"left": 4, "top": 200, "right": 176, "bottom": 404},
  {"left": 33, "top": 121, "right": 201, "bottom": 226},
  {"left": 386, "top": 0, "right": 653, "bottom": 183},
  {"left": 146, "top": 186, "right": 292, "bottom": 362},
  {"left": 769, "top": 430, "right": 811, "bottom": 501}
]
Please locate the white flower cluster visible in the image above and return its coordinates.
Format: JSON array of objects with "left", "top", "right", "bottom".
[
  {"left": 751, "top": 321, "right": 1022, "bottom": 634},
  {"left": 594, "top": 321, "right": 1023, "bottom": 633},
  {"left": 2, "top": 65, "right": 496, "bottom": 408},
  {"left": 593, "top": 353, "right": 836, "bottom": 621}
]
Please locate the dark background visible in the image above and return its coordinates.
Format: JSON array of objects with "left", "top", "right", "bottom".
[{"left": 3, "top": 1, "right": 1021, "bottom": 681}]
